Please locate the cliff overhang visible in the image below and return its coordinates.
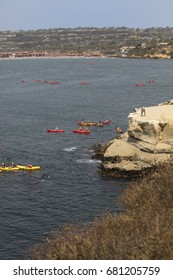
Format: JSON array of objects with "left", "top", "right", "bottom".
[{"left": 98, "top": 101, "right": 173, "bottom": 178}]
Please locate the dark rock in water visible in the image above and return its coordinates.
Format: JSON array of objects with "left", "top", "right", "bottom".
[
  {"left": 91, "top": 142, "right": 112, "bottom": 160},
  {"left": 41, "top": 173, "right": 50, "bottom": 179}
]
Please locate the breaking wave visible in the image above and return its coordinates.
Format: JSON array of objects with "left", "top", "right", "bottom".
[
  {"left": 63, "top": 146, "right": 77, "bottom": 152},
  {"left": 76, "top": 159, "right": 101, "bottom": 164}
]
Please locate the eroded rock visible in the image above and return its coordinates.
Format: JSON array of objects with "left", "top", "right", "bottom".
[{"left": 99, "top": 101, "right": 173, "bottom": 177}]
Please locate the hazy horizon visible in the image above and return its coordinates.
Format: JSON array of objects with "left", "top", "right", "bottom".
[{"left": 1, "top": 0, "right": 173, "bottom": 32}]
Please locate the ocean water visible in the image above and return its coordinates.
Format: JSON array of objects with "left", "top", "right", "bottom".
[{"left": 0, "top": 57, "right": 173, "bottom": 259}]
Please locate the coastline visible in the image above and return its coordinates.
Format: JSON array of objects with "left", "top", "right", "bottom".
[
  {"left": 0, "top": 55, "right": 109, "bottom": 61},
  {"left": 0, "top": 51, "right": 171, "bottom": 60},
  {"left": 0, "top": 56, "right": 108, "bottom": 61}
]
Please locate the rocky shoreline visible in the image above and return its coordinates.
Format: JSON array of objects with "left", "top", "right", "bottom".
[{"left": 94, "top": 100, "right": 173, "bottom": 178}]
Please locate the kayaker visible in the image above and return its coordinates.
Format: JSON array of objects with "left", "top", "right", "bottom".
[
  {"left": 98, "top": 121, "right": 103, "bottom": 126},
  {"left": 79, "top": 127, "right": 83, "bottom": 131},
  {"left": 115, "top": 127, "right": 123, "bottom": 133},
  {"left": 1, "top": 162, "right": 5, "bottom": 168},
  {"left": 27, "top": 164, "right": 33, "bottom": 168},
  {"left": 11, "top": 162, "right": 15, "bottom": 168},
  {"left": 55, "top": 126, "right": 59, "bottom": 130}
]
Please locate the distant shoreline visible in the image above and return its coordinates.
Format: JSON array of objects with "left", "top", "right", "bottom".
[
  {"left": 0, "top": 55, "right": 107, "bottom": 60},
  {"left": 0, "top": 54, "right": 171, "bottom": 60},
  {"left": 0, "top": 48, "right": 172, "bottom": 60},
  {"left": 0, "top": 51, "right": 107, "bottom": 60}
]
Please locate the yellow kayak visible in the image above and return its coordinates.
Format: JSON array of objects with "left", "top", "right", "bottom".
[
  {"left": 0, "top": 167, "right": 20, "bottom": 171},
  {"left": 17, "top": 165, "right": 41, "bottom": 171}
]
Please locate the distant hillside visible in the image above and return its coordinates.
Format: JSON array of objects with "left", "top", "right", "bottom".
[{"left": 1, "top": 27, "right": 173, "bottom": 58}]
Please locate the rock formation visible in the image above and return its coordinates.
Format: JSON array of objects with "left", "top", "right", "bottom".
[{"left": 98, "top": 101, "right": 173, "bottom": 177}]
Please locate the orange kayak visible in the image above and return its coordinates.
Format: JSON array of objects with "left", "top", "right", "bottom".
[{"left": 73, "top": 130, "right": 90, "bottom": 134}]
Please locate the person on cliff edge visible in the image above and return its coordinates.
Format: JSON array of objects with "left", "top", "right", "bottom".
[{"left": 141, "top": 107, "right": 146, "bottom": 116}]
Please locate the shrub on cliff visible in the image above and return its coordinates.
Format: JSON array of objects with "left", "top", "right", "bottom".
[{"left": 26, "top": 163, "right": 173, "bottom": 260}]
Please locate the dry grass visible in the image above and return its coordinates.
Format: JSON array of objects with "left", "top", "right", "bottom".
[{"left": 26, "top": 163, "right": 173, "bottom": 260}]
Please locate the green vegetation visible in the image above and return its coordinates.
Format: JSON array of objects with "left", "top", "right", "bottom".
[
  {"left": 1, "top": 27, "right": 173, "bottom": 58},
  {"left": 26, "top": 162, "right": 173, "bottom": 260}
]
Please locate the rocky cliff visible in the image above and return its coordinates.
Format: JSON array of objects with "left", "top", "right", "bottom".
[{"left": 99, "top": 101, "right": 173, "bottom": 177}]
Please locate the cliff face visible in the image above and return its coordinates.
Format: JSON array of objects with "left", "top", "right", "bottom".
[
  {"left": 128, "top": 104, "right": 173, "bottom": 152},
  {"left": 101, "top": 101, "right": 173, "bottom": 177}
]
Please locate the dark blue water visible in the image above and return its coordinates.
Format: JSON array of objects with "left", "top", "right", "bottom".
[{"left": 0, "top": 58, "right": 173, "bottom": 259}]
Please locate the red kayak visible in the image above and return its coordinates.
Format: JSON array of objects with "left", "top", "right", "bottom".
[
  {"left": 80, "top": 81, "right": 89, "bottom": 85},
  {"left": 136, "top": 83, "right": 145, "bottom": 86},
  {"left": 47, "top": 129, "right": 65, "bottom": 133},
  {"left": 73, "top": 129, "right": 90, "bottom": 134},
  {"left": 103, "top": 120, "right": 110, "bottom": 124}
]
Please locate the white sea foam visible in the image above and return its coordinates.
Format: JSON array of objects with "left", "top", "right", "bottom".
[
  {"left": 63, "top": 146, "right": 77, "bottom": 152},
  {"left": 76, "top": 159, "right": 101, "bottom": 164}
]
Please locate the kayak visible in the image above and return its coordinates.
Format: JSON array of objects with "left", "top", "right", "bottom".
[
  {"left": 17, "top": 165, "right": 41, "bottom": 171},
  {"left": 80, "top": 81, "right": 89, "bottom": 85},
  {"left": 136, "top": 83, "right": 145, "bottom": 86},
  {"left": 115, "top": 128, "right": 123, "bottom": 133},
  {"left": 0, "top": 167, "right": 20, "bottom": 171},
  {"left": 103, "top": 120, "right": 110, "bottom": 124},
  {"left": 73, "top": 130, "right": 90, "bottom": 134},
  {"left": 78, "top": 122, "right": 96, "bottom": 126},
  {"left": 0, "top": 165, "right": 40, "bottom": 171},
  {"left": 47, "top": 129, "right": 65, "bottom": 133}
]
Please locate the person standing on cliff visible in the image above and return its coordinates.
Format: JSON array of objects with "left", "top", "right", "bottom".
[{"left": 141, "top": 107, "right": 146, "bottom": 116}]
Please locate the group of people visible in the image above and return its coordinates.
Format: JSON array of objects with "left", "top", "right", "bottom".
[
  {"left": 1, "top": 162, "right": 15, "bottom": 168},
  {"left": 134, "top": 107, "right": 146, "bottom": 116},
  {"left": 78, "top": 127, "right": 90, "bottom": 132},
  {"left": 1, "top": 162, "right": 32, "bottom": 168}
]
